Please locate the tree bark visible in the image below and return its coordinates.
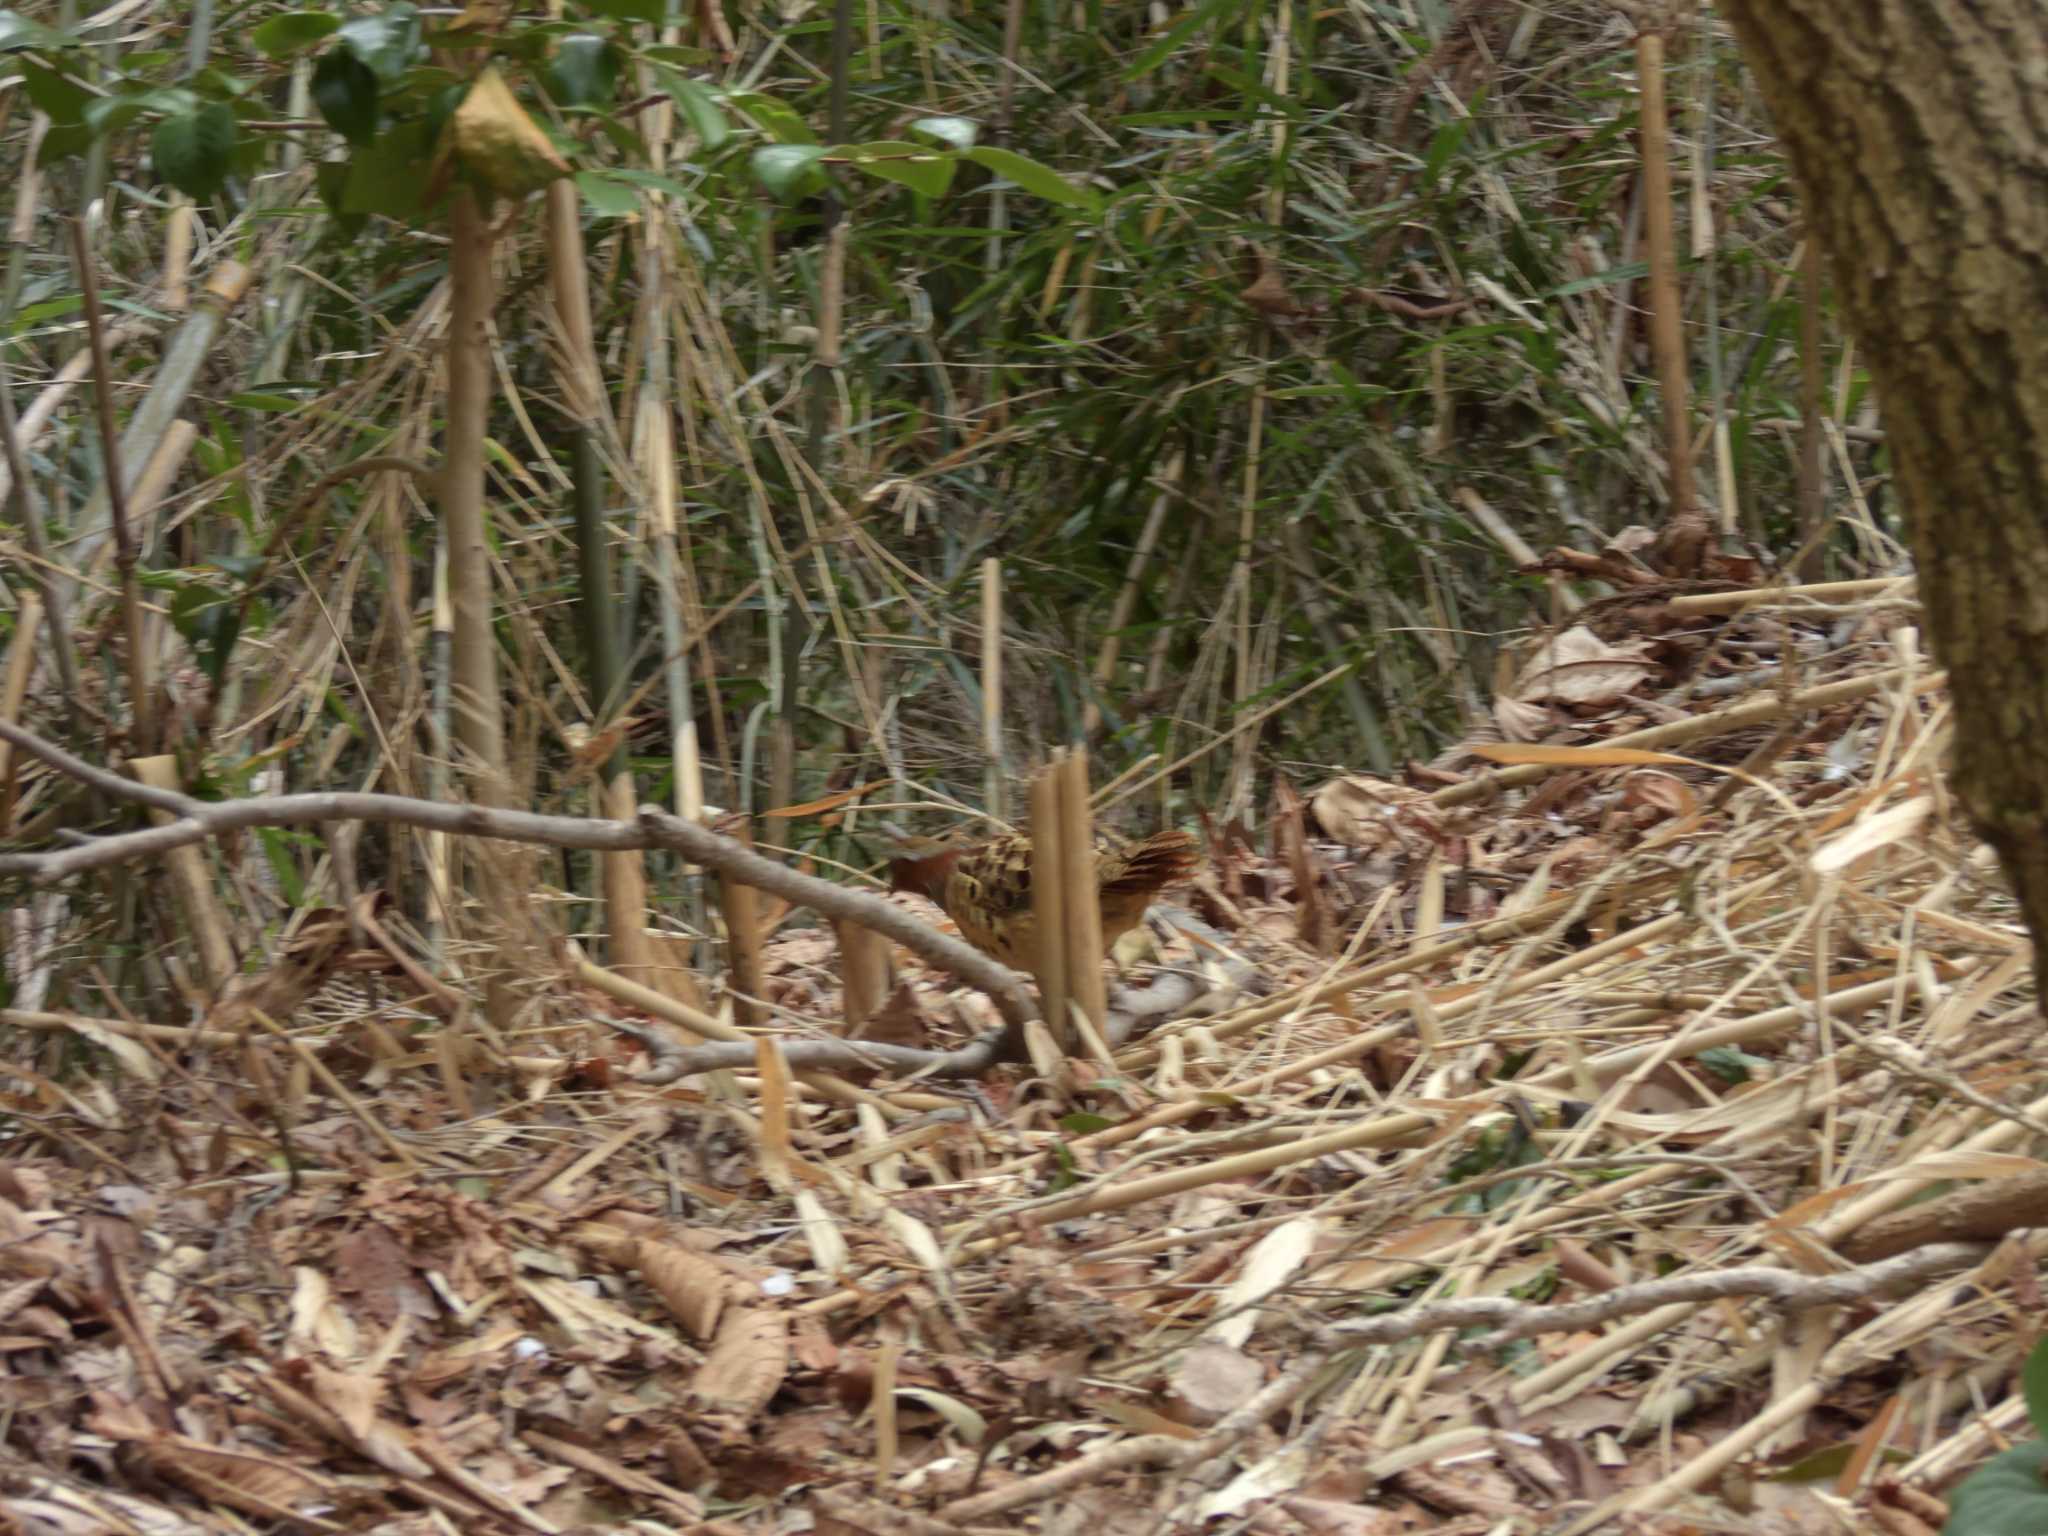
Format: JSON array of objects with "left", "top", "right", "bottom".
[{"left": 1718, "top": 2, "right": 2048, "bottom": 955}]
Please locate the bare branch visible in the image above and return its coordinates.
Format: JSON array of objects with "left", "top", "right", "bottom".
[{"left": 0, "top": 719, "right": 1038, "bottom": 1038}]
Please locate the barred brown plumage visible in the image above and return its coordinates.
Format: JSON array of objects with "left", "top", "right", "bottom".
[{"left": 888, "top": 829, "right": 1200, "bottom": 973}]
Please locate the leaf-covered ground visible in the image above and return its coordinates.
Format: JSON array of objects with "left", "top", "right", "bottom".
[{"left": 1, "top": 575, "right": 2022, "bottom": 1536}]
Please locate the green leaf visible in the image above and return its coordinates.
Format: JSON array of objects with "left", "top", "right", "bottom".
[
  {"left": 750, "top": 143, "right": 826, "bottom": 202},
  {"left": 2024, "top": 1335, "right": 2048, "bottom": 1441},
  {"left": 578, "top": 0, "right": 664, "bottom": 22},
  {"left": 729, "top": 91, "right": 814, "bottom": 145},
  {"left": 335, "top": 2, "right": 421, "bottom": 84},
  {"left": 1943, "top": 1442, "right": 2048, "bottom": 1536},
  {"left": 1058, "top": 1112, "right": 1113, "bottom": 1135},
  {"left": 20, "top": 62, "right": 90, "bottom": 126},
  {"left": 252, "top": 11, "right": 341, "bottom": 56},
  {"left": 313, "top": 48, "right": 379, "bottom": 145},
  {"left": 602, "top": 166, "right": 693, "bottom": 199},
  {"left": 256, "top": 828, "right": 307, "bottom": 906},
  {"left": 84, "top": 86, "right": 198, "bottom": 140},
  {"left": 909, "top": 115, "right": 977, "bottom": 151},
  {"left": 341, "top": 119, "right": 433, "bottom": 218},
  {"left": 0, "top": 10, "right": 76, "bottom": 50},
  {"left": 574, "top": 169, "right": 640, "bottom": 217},
  {"left": 151, "top": 104, "right": 237, "bottom": 199},
  {"left": 168, "top": 581, "right": 241, "bottom": 686},
  {"left": 964, "top": 146, "right": 1097, "bottom": 211},
  {"left": 545, "top": 33, "right": 618, "bottom": 106},
  {"left": 1125, "top": 0, "right": 1242, "bottom": 80},
  {"left": 652, "top": 64, "right": 727, "bottom": 149},
  {"left": 843, "top": 140, "right": 954, "bottom": 198}
]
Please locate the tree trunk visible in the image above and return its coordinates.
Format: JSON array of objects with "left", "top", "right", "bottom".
[{"left": 1719, "top": 2, "right": 2048, "bottom": 954}]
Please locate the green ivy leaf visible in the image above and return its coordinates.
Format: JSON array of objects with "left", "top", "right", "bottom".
[
  {"left": 651, "top": 65, "right": 727, "bottom": 149},
  {"left": 964, "top": 146, "right": 1097, "bottom": 212},
  {"left": 313, "top": 48, "right": 379, "bottom": 145},
  {"left": 574, "top": 169, "right": 639, "bottom": 217},
  {"left": 749, "top": 143, "right": 826, "bottom": 202},
  {"left": 908, "top": 115, "right": 976, "bottom": 151},
  {"left": 336, "top": 1, "right": 421, "bottom": 84},
  {"left": 151, "top": 103, "right": 237, "bottom": 199},
  {"left": 252, "top": 11, "right": 342, "bottom": 57},
  {"left": 843, "top": 140, "right": 954, "bottom": 198},
  {"left": 544, "top": 34, "right": 618, "bottom": 106}
]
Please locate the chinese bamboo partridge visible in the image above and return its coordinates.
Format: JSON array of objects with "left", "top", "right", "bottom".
[{"left": 888, "top": 828, "right": 1200, "bottom": 973}]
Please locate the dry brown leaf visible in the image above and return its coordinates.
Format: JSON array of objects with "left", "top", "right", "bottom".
[
  {"left": 690, "top": 1307, "right": 789, "bottom": 1422},
  {"left": 1509, "top": 625, "right": 1656, "bottom": 707},
  {"left": 635, "top": 1239, "right": 728, "bottom": 1340}
]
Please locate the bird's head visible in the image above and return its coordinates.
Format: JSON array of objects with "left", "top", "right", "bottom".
[{"left": 879, "top": 826, "right": 963, "bottom": 902}]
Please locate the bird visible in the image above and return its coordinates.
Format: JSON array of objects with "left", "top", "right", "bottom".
[{"left": 887, "top": 828, "right": 1200, "bottom": 974}]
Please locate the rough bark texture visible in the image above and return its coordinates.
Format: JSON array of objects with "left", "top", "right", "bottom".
[{"left": 1719, "top": 2, "right": 2048, "bottom": 954}]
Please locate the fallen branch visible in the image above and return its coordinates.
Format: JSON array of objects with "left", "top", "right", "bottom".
[{"left": 0, "top": 719, "right": 1037, "bottom": 1039}]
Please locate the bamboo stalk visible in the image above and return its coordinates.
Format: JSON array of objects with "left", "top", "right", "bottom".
[
  {"left": 719, "top": 817, "right": 766, "bottom": 1029},
  {"left": 1027, "top": 761, "right": 1070, "bottom": 1054},
  {"left": 981, "top": 556, "right": 1004, "bottom": 822},
  {"left": 68, "top": 214, "right": 155, "bottom": 754},
  {"left": 128, "top": 755, "right": 237, "bottom": 997},
  {"left": 0, "top": 591, "right": 40, "bottom": 832},
  {"left": 1056, "top": 749, "right": 1107, "bottom": 1041},
  {"left": 1637, "top": 28, "right": 1694, "bottom": 521}
]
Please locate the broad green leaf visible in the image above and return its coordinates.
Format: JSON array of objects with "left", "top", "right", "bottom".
[
  {"left": 151, "top": 104, "right": 237, "bottom": 199},
  {"left": 21, "top": 61, "right": 90, "bottom": 126},
  {"left": 545, "top": 34, "right": 618, "bottom": 106},
  {"left": 909, "top": 115, "right": 976, "bottom": 150},
  {"left": 750, "top": 143, "right": 827, "bottom": 201},
  {"left": 0, "top": 9, "right": 74, "bottom": 50},
  {"left": 341, "top": 119, "right": 433, "bottom": 218},
  {"left": 964, "top": 146, "right": 1097, "bottom": 211},
  {"left": 37, "top": 123, "right": 93, "bottom": 164},
  {"left": 84, "top": 86, "right": 198, "bottom": 140},
  {"left": 652, "top": 64, "right": 727, "bottom": 149},
  {"left": 336, "top": 1, "right": 421, "bottom": 84},
  {"left": 252, "top": 11, "right": 341, "bottom": 56},
  {"left": 574, "top": 169, "right": 639, "bottom": 217},
  {"left": 313, "top": 48, "right": 379, "bottom": 144},
  {"left": 843, "top": 140, "right": 954, "bottom": 198},
  {"left": 1943, "top": 1442, "right": 2048, "bottom": 1536}
]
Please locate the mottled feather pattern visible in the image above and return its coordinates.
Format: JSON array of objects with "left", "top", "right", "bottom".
[{"left": 891, "top": 829, "right": 1199, "bottom": 972}]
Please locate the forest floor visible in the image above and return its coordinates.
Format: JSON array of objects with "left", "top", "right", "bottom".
[{"left": 0, "top": 572, "right": 2021, "bottom": 1536}]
